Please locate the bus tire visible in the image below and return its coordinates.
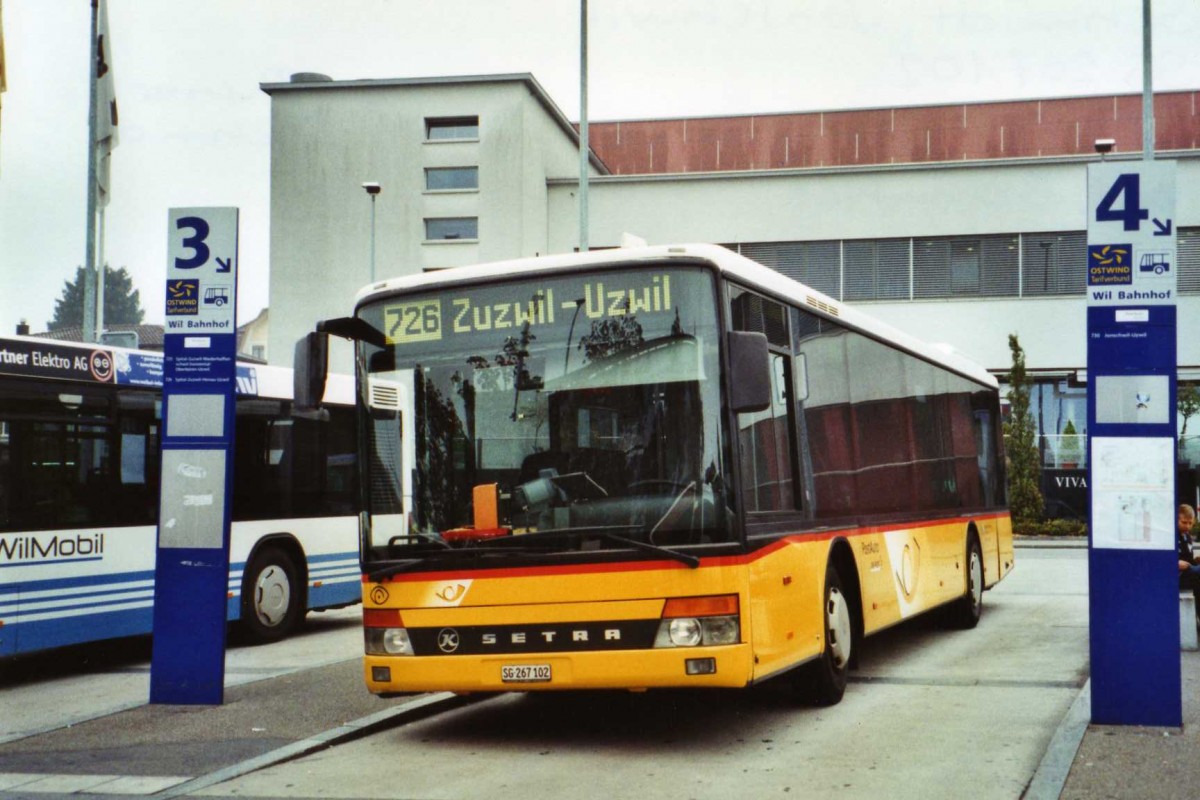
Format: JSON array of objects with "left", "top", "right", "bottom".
[
  {"left": 797, "top": 563, "right": 852, "bottom": 706},
  {"left": 241, "top": 546, "right": 303, "bottom": 644},
  {"left": 945, "top": 535, "right": 983, "bottom": 630}
]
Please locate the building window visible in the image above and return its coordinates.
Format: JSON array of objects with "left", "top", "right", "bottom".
[
  {"left": 735, "top": 241, "right": 840, "bottom": 299},
  {"left": 913, "top": 235, "right": 1018, "bottom": 298},
  {"left": 425, "top": 167, "right": 479, "bottom": 192},
  {"left": 1177, "top": 227, "right": 1200, "bottom": 293},
  {"left": 950, "top": 240, "right": 981, "bottom": 294},
  {"left": 1022, "top": 232, "right": 1086, "bottom": 296},
  {"left": 425, "top": 116, "right": 479, "bottom": 141},
  {"left": 727, "top": 227, "right": 1162, "bottom": 301},
  {"left": 843, "top": 239, "right": 910, "bottom": 301},
  {"left": 425, "top": 217, "right": 478, "bottom": 241}
]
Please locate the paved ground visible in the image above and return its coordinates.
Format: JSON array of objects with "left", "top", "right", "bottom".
[
  {"left": 1059, "top": 651, "right": 1200, "bottom": 800},
  {"left": 3, "top": 538, "right": 1199, "bottom": 799}
]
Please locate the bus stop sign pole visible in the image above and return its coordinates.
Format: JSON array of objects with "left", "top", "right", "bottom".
[
  {"left": 150, "top": 207, "right": 239, "bottom": 704},
  {"left": 1085, "top": 162, "right": 1179, "bottom": 726}
]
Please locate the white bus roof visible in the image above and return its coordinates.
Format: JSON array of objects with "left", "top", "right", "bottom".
[
  {"left": 354, "top": 243, "right": 997, "bottom": 390},
  {"left": 0, "top": 334, "right": 355, "bottom": 405}
]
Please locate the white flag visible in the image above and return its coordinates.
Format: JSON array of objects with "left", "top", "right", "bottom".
[
  {"left": 95, "top": 0, "right": 118, "bottom": 207},
  {"left": 1, "top": 0, "right": 8, "bottom": 168}
]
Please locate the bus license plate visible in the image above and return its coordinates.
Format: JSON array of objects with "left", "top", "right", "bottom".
[{"left": 501, "top": 664, "right": 551, "bottom": 683}]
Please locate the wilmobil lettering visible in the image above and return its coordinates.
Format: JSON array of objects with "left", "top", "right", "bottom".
[{"left": 0, "top": 533, "right": 105, "bottom": 563}]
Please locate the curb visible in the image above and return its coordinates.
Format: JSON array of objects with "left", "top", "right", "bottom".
[
  {"left": 157, "top": 692, "right": 475, "bottom": 798},
  {"left": 1023, "top": 680, "right": 1091, "bottom": 799},
  {"left": 1014, "top": 537, "right": 1088, "bottom": 549}
]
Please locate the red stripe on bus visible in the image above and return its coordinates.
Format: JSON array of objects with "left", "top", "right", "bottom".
[{"left": 367, "top": 511, "right": 1009, "bottom": 583}]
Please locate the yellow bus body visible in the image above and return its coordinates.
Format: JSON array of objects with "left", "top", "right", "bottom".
[{"left": 363, "top": 513, "right": 1012, "bottom": 694}]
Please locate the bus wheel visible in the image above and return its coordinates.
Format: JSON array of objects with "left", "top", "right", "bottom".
[
  {"left": 241, "top": 546, "right": 302, "bottom": 644},
  {"left": 797, "top": 563, "right": 852, "bottom": 706},
  {"left": 945, "top": 536, "right": 983, "bottom": 630}
]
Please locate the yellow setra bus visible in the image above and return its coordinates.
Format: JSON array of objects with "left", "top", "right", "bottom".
[{"left": 299, "top": 243, "right": 1013, "bottom": 705}]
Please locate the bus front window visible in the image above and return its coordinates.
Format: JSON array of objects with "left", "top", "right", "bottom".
[{"left": 357, "top": 266, "right": 731, "bottom": 562}]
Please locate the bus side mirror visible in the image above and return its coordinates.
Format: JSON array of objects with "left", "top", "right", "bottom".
[
  {"left": 294, "top": 332, "right": 329, "bottom": 410},
  {"left": 728, "top": 331, "right": 771, "bottom": 413}
]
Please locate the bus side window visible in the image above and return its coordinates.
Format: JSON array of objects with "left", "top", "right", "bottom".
[
  {"left": 0, "top": 417, "right": 11, "bottom": 530},
  {"left": 114, "top": 390, "right": 160, "bottom": 526},
  {"left": 730, "top": 286, "right": 797, "bottom": 514},
  {"left": 0, "top": 388, "right": 114, "bottom": 531},
  {"left": 737, "top": 353, "right": 796, "bottom": 512},
  {"left": 233, "top": 398, "right": 287, "bottom": 520},
  {"left": 323, "top": 406, "right": 359, "bottom": 515}
]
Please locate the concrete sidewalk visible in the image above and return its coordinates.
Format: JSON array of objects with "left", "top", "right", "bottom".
[
  {"left": 0, "top": 658, "right": 466, "bottom": 798},
  {"left": 1016, "top": 535, "right": 1200, "bottom": 799},
  {"left": 1055, "top": 651, "right": 1200, "bottom": 800}
]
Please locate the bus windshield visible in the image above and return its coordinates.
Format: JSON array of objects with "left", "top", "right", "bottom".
[{"left": 357, "top": 265, "right": 732, "bottom": 561}]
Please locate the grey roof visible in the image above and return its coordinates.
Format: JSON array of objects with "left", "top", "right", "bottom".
[
  {"left": 259, "top": 72, "right": 610, "bottom": 174},
  {"left": 30, "top": 324, "right": 166, "bottom": 350}
]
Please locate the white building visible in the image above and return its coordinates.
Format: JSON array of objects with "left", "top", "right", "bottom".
[{"left": 260, "top": 72, "right": 1200, "bottom": 516}]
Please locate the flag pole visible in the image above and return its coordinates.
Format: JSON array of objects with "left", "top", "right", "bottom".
[
  {"left": 578, "top": 0, "right": 588, "bottom": 254},
  {"left": 83, "top": 0, "right": 99, "bottom": 343},
  {"left": 97, "top": 207, "right": 106, "bottom": 336}
]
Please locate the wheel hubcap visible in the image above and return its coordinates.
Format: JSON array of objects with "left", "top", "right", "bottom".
[
  {"left": 254, "top": 565, "right": 291, "bottom": 627},
  {"left": 826, "top": 586, "right": 852, "bottom": 669},
  {"left": 969, "top": 551, "right": 983, "bottom": 612}
]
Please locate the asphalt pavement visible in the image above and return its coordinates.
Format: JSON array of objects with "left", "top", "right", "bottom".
[{"left": 2, "top": 537, "right": 1198, "bottom": 800}]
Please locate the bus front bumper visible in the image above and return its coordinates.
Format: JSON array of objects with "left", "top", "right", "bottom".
[{"left": 364, "top": 644, "right": 754, "bottom": 694}]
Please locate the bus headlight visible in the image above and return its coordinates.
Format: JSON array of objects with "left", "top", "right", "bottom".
[
  {"left": 365, "top": 627, "right": 413, "bottom": 656},
  {"left": 667, "top": 618, "right": 702, "bottom": 647},
  {"left": 653, "top": 595, "right": 740, "bottom": 648},
  {"left": 701, "top": 615, "right": 740, "bottom": 645},
  {"left": 653, "top": 615, "right": 741, "bottom": 647}
]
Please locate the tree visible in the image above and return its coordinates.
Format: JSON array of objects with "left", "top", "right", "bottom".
[
  {"left": 1179, "top": 383, "right": 1200, "bottom": 461},
  {"left": 1004, "top": 334, "right": 1043, "bottom": 526},
  {"left": 48, "top": 266, "right": 145, "bottom": 331},
  {"left": 1059, "top": 419, "right": 1082, "bottom": 467},
  {"left": 1179, "top": 384, "right": 1200, "bottom": 437}
]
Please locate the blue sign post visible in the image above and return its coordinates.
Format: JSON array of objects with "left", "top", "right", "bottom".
[
  {"left": 1086, "top": 162, "right": 1180, "bottom": 726},
  {"left": 150, "top": 208, "right": 239, "bottom": 705}
]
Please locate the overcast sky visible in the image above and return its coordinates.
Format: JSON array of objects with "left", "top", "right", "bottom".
[{"left": 2, "top": 0, "right": 1199, "bottom": 336}]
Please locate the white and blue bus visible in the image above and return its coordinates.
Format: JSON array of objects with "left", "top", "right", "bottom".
[{"left": 0, "top": 334, "right": 373, "bottom": 657}]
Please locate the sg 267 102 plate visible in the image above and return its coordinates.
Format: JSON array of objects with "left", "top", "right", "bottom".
[{"left": 501, "top": 664, "right": 551, "bottom": 683}]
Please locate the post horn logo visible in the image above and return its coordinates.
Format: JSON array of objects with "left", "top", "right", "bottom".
[
  {"left": 370, "top": 586, "right": 389, "bottom": 605},
  {"left": 436, "top": 584, "right": 467, "bottom": 603}
]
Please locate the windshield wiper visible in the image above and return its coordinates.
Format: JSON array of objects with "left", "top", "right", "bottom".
[
  {"left": 598, "top": 531, "right": 699, "bottom": 569},
  {"left": 367, "top": 534, "right": 449, "bottom": 581},
  {"left": 388, "top": 533, "right": 451, "bottom": 549},
  {"left": 376, "top": 529, "right": 699, "bottom": 570}
]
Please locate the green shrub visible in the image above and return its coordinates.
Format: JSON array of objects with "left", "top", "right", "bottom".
[{"left": 1013, "top": 518, "right": 1087, "bottom": 537}]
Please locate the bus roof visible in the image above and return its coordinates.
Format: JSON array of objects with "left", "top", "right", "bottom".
[
  {"left": 0, "top": 333, "right": 354, "bottom": 404},
  {"left": 353, "top": 243, "right": 997, "bottom": 390}
]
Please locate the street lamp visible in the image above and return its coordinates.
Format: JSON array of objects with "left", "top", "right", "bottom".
[{"left": 362, "top": 182, "right": 382, "bottom": 282}]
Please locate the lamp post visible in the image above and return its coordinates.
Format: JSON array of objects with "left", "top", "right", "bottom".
[{"left": 362, "top": 182, "right": 382, "bottom": 282}]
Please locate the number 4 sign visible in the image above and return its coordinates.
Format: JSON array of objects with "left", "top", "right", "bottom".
[{"left": 1087, "top": 162, "right": 1177, "bottom": 306}]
